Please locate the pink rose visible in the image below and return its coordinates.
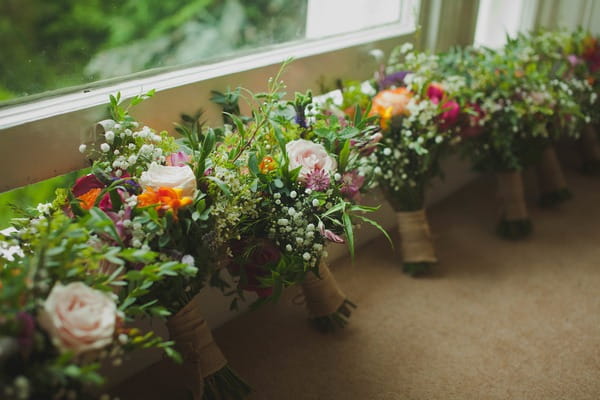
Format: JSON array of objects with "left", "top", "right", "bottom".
[
  {"left": 286, "top": 139, "right": 337, "bottom": 180},
  {"left": 38, "top": 282, "right": 117, "bottom": 354}
]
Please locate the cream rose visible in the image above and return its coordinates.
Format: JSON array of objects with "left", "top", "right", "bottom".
[
  {"left": 38, "top": 282, "right": 117, "bottom": 354},
  {"left": 286, "top": 139, "right": 337, "bottom": 180},
  {"left": 139, "top": 164, "right": 197, "bottom": 197}
]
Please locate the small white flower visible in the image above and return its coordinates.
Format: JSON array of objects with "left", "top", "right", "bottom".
[
  {"left": 100, "top": 143, "right": 110, "bottom": 152},
  {"left": 289, "top": 191, "right": 297, "bottom": 199},
  {"left": 287, "top": 208, "right": 296, "bottom": 216},
  {"left": 181, "top": 255, "right": 195, "bottom": 267},
  {"left": 307, "top": 223, "right": 315, "bottom": 231},
  {"left": 118, "top": 334, "right": 129, "bottom": 345},
  {"left": 383, "top": 148, "right": 392, "bottom": 156},
  {"left": 36, "top": 203, "right": 52, "bottom": 215},
  {"left": 277, "top": 218, "right": 289, "bottom": 226},
  {"left": 302, "top": 252, "right": 311, "bottom": 261},
  {"left": 305, "top": 188, "right": 313, "bottom": 195},
  {"left": 79, "top": 144, "right": 87, "bottom": 154},
  {"left": 312, "top": 199, "right": 319, "bottom": 207},
  {"left": 334, "top": 173, "right": 341, "bottom": 181},
  {"left": 286, "top": 244, "right": 292, "bottom": 251},
  {"left": 105, "top": 131, "right": 115, "bottom": 143}
]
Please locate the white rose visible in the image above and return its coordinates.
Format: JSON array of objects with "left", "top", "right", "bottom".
[
  {"left": 285, "top": 139, "right": 337, "bottom": 180},
  {"left": 139, "top": 164, "right": 197, "bottom": 197},
  {"left": 38, "top": 282, "right": 117, "bottom": 355}
]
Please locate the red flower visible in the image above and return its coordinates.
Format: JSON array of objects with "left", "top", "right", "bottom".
[
  {"left": 72, "top": 174, "right": 104, "bottom": 197},
  {"left": 228, "top": 239, "right": 281, "bottom": 298}
]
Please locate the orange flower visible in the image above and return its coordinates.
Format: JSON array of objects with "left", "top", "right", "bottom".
[
  {"left": 370, "top": 87, "right": 413, "bottom": 130},
  {"left": 137, "top": 187, "right": 193, "bottom": 219},
  {"left": 259, "top": 156, "right": 277, "bottom": 173},
  {"left": 77, "top": 188, "right": 102, "bottom": 210}
]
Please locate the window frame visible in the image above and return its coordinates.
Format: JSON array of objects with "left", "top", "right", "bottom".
[{"left": 0, "top": 0, "right": 422, "bottom": 193}]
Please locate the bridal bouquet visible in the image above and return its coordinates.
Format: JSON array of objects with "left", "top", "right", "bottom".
[
  {"left": 516, "top": 30, "right": 589, "bottom": 206},
  {"left": 559, "top": 30, "right": 600, "bottom": 174},
  {"left": 218, "top": 65, "right": 388, "bottom": 332},
  {"left": 0, "top": 205, "right": 190, "bottom": 399},
  {"left": 445, "top": 41, "right": 564, "bottom": 239},
  {"left": 75, "top": 93, "right": 250, "bottom": 399},
  {"left": 366, "top": 43, "right": 466, "bottom": 275}
]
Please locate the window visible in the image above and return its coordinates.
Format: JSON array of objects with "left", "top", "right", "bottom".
[
  {"left": 0, "top": 0, "right": 423, "bottom": 204},
  {"left": 0, "top": 0, "right": 308, "bottom": 105}
]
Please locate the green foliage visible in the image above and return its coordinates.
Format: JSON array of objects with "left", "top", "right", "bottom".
[{"left": 0, "top": 0, "right": 307, "bottom": 102}]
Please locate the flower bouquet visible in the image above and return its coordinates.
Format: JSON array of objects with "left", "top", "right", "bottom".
[
  {"left": 366, "top": 44, "right": 465, "bottom": 275},
  {"left": 564, "top": 30, "right": 600, "bottom": 174},
  {"left": 75, "top": 92, "right": 250, "bottom": 399},
  {"left": 214, "top": 65, "right": 388, "bottom": 332},
  {"left": 444, "top": 41, "right": 564, "bottom": 239},
  {"left": 0, "top": 203, "right": 191, "bottom": 399},
  {"left": 520, "top": 30, "right": 592, "bottom": 206}
]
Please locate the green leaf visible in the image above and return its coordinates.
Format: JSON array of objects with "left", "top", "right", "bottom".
[
  {"left": 248, "top": 152, "right": 260, "bottom": 176},
  {"left": 355, "top": 215, "right": 393, "bottom": 248},
  {"left": 206, "top": 176, "right": 232, "bottom": 197},
  {"left": 343, "top": 213, "right": 355, "bottom": 260},
  {"left": 339, "top": 139, "right": 351, "bottom": 171}
]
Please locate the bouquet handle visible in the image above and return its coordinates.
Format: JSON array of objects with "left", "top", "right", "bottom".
[
  {"left": 301, "top": 261, "right": 356, "bottom": 333},
  {"left": 167, "top": 293, "right": 250, "bottom": 399}
]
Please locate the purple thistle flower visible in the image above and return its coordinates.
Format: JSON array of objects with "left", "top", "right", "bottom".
[{"left": 305, "top": 168, "right": 331, "bottom": 192}]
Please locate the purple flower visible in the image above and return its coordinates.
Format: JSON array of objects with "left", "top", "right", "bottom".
[
  {"left": 105, "top": 206, "right": 132, "bottom": 243},
  {"left": 304, "top": 168, "right": 331, "bottom": 192},
  {"left": 567, "top": 54, "right": 582, "bottom": 67},
  {"left": 166, "top": 151, "right": 191, "bottom": 167},
  {"left": 295, "top": 113, "right": 307, "bottom": 129},
  {"left": 318, "top": 223, "right": 345, "bottom": 244},
  {"left": 340, "top": 171, "right": 365, "bottom": 201},
  {"left": 379, "top": 71, "right": 410, "bottom": 90}
]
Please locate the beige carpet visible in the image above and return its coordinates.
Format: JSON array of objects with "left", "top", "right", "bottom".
[{"left": 116, "top": 169, "right": 600, "bottom": 399}]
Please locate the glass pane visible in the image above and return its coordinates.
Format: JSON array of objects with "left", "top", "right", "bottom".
[
  {"left": 0, "top": 0, "right": 308, "bottom": 104},
  {"left": 0, "top": 0, "right": 410, "bottom": 107}
]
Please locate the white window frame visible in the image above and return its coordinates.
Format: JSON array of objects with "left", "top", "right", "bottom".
[{"left": 0, "top": 0, "right": 421, "bottom": 193}]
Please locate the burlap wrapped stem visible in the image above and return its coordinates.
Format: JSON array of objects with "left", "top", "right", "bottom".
[
  {"left": 496, "top": 171, "right": 532, "bottom": 239},
  {"left": 301, "top": 260, "right": 356, "bottom": 333},
  {"left": 396, "top": 209, "right": 437, "bottom": 276},
  {"left": 535, "top": 145, "right": 571, "bottom": 207},
  {"left": 580, "top": 124, "right": 600, "bottom": 175},
  {"left": 166, "top": 294, "right": 251, "bottom": 400}
]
